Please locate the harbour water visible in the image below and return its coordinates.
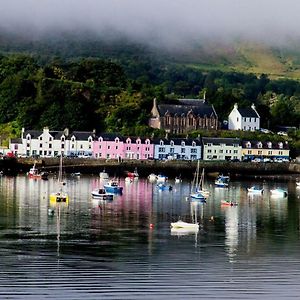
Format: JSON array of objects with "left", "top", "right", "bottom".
[{"left": 0, "top": 174, "right": 300, "bottom": 299}]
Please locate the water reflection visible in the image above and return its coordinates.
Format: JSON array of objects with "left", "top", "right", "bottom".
[{"left": 0, "top": 175, "right": 300, "bottom": 299}]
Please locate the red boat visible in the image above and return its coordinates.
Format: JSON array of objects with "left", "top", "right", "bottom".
[
  {"left": 125, "top": 168, "right": 139, "bottom": 178},
  {"left": 28, "top": 163, "right": 48, "bottom": 180},
  {"left": 221, "top": 200, "right": 238, "bottom": 206}
]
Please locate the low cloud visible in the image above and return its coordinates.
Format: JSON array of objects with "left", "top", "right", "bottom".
[{"left": 1, "top": 0, "right": 300, "bottom": 47}]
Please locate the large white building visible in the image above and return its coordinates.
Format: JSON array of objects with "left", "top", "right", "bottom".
[
  {"left": 10, "top": 127, "right": 95, "bottom": 158},
  {"left": 202, "top": 137, "right": 242, "bottom": 161},
  {"left": 228, "top": 103, "right": 260, "bottom": 131}
]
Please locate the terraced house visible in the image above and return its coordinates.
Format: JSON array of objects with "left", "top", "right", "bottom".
[
  {"left": 10, "top": 127, "right": 95, "bottom": 157},
  {"left": 241, "top": 140, "right": 290, "bottom": 161},
  {"left": 153, "top": 137, "right": 202, "bottom": 160},
  {"left": 202, "top": 137, "right": 242, "bottom": 161},
  {"left": 93, "top": 133, "right": 154, "bottom": 160}
]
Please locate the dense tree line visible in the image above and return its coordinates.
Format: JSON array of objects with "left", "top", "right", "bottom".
[{"left": 0, "top": 53, "right": 300, "bottom": 147}]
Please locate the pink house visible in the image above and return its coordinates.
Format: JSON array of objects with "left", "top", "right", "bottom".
[{"left": 93, "top": 133, "right": 154, "bottom": 160}]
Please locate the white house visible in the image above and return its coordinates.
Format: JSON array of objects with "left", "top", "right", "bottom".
[
  {"left": 228, "top": 103, "right": 260, "bottom": 131},
  {"left": 202, "top": 137, "right": 242, "bottom": 161},
  {"left": 10, "top": 127, "right": 95, "bottom": 158},
  {"left": 153, "top": 138, "right": 202, "bottom": 160}
]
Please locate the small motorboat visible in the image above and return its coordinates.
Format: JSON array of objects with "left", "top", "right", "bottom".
[
  {"left": 71, "top": 172, "right": 81, "bottom": 177},
  {"left": 104, "top": 180, "right": 123, "bottom": 194},
  {"left": 99, "top": 169, "right": 109, "bottom": 180},
  {"left": 170, "top": 227, "right": 199, "bottom": 236},
  {"left": 190, "top": 192, "right": 206, "bottom": 201},
  {"left": 215, "top": 175, "right": 229, "bottom": 187},
  {"left": 148, "top": 173, "right": 157, "bottom": 181},
  {"left": 157, "top": 183, "right": 173, "bottom": 191},
  {"left": 170, "top": 220, "right": 199, "bottom": 230},
  {"left": 27, "top": 163, "right": 49, "bottom": 180},
  {"left": 247, "top": 186, "right": 264, "bottom": 194},
  {"left": 156, "top": 174, "right": 168, "bottom": 183},
  {"left": 221, "top": 200, "right": 238, "bottom": 206},
  {"left": 125, "top": 168, "right": 139, "bottom": 178},
  {"left": 175, "top": 176, "right": 182, "bottom": 183},
  {"left": 270, "top": 188, "right": 288, "bottom": 197},
  {"left": 91, "top": 188, "right": 113, "bottom": 200}
]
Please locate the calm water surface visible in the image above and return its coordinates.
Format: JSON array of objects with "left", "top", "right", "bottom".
[{"left": 0, "top": 174, "right": 300, "bottom": 299}]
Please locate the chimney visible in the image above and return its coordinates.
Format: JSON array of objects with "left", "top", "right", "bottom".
[{"left": 63, "top": 128, "right": 69, "bottom": 137}]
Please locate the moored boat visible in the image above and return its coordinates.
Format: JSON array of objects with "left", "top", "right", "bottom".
[
  {"left": 170, "top": 220, "right": 199, "bottom": 230},
  {"left": 157, "top": 182, "right": 173, "bottom": 191},
  {"left": 221, "top": 200, "right": 238, "bottom": 206},
  {"left": 215, "top": 175, "right": 230, "bottom": 187},
  {"left": 91, "top": 188, "right": 114, "bottom": 200},
  {"left": 99, "top": 169, "right": 109, "bottom": 180},
  {"left": 104, "top": 180, "right": 123, "bottom": 194},
  {"left": 247, "top": 186, "right": 264, "bottom": 194},
  {"left": 156, "top": 174, "right": 168, "bottom": 183},
  {"left": 148, "top": 173, "right": 157, "bottom": 181},
  {"left": 270, "top": 188, "right": 288, "bottom": 197},
  {"left": 27, "top": 163, "right": 49, "bottom": 180}
]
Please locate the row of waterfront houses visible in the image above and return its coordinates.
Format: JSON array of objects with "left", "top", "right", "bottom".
[{"left": 9, "top": 127, "right": 290, "bottom": 161}]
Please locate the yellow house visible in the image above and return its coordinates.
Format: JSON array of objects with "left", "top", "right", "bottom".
[{"left": 241, "top": 140, "right": 290, "bottom": 161}]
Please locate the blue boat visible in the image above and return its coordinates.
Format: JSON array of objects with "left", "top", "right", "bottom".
[
  {"left": 157, "top": 183, "right": 173, "bottom": 191},
  {"left": 190, "top": 192, "right": 206, "bottom": 201},
  {"left": 215, "top": 175, "right": 230, "bottom": 187},
  {"left": 104, "top": 180, "right": 123, "bottom": 194}
]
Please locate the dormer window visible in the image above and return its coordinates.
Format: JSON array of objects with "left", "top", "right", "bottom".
[
  {"left": 192, "top": 141, "right": 196, "bottom": 147},
  {"left": 278, "top": 142, "right": 283, "bottom": 149},
  {"left": 137, "top": 139, "right": 141, "bottom": 144},
  {"left": 115, "top": 138, "right": 119, "bottom": 143},
  {"left": 27, "top": 135, "right": 31, "bottom": 140},
  {"left": 71, "top": 137, "right": 75, "bottom": 142},
  {"left": 246, "top": 142, "right": 251, "bottom": 148},
  {"left": 267, "top": 142, "right": 272, "bottom": 149},
  {"left": 99, "top": 137, "right": 103, "bottom": 142},
  {"left": 181, "top": 141, "right": 185, "bottom": 147},
  {"left": 126, "top": 139, "right": 131, "bottom": 144},
  {"left": 145, "top": 139, "right": 150, "bottom": 145},
  {"left": 61, "top": 136, "right": 65, "bottom": 142},
  {"left": 160, "top": 140, "right": 164, "bottom": 146},
  {"left": 49, "top": 137, "right": 53, "bottom": 141},
  {"left": 258, "top": 142, "right": 262, "bottom": 148},
  {"left": 88, "top": 137, "right": 92, "bottom": 143},
  {"left": 170, "top": 141, "right": 174, "bottom": 147}
]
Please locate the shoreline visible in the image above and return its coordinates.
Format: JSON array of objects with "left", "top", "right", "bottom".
[{"left": 13, "top": 158, "right": 300, "bottom": 180}]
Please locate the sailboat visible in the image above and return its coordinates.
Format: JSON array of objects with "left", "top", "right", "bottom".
[
  {"left": 50, "top": 155, "right": 69, "bottom": 203},
  {"left": 190, "top": 160, "right": 206, "bottom": 201}
]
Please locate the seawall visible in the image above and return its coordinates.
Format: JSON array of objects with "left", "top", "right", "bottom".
[{"left": 15, "top": 158, "right": 300, "bottom": 179}]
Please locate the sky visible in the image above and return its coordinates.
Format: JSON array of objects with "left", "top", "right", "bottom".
[{"left": 1, "top": 0, "right": 300, "bottom": 46}]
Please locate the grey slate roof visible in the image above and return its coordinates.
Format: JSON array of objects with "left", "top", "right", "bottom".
[
  {"left": 237, "top": 108, "right": 259, "bottom": 118},
  {"left": 158, "top": 102, "right": 217, "bottom": 118},
  {"left": 202, "top": 137, "right": 241, "bottom": 146},
  {"left": 10, "top": 138, "right": 22, "bottom": 144},
  {"left": 153, "top": 138, "right": 201, "bottom": 146},
  {"left": 242, "top": 140, "right": 289, "bottom": 149}
]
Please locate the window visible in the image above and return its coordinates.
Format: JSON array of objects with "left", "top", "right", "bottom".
[
  {"left": 61, "top": 144, "right": 64, "bottom": 149},
  {"left": 116, "top": 146, "right": 118, "bottom": 150},
  {"left": 99, "top": 145, "right": 102, "bottom": 149},
  {"left": 80, "top": 145, "right": 83, "bottom": 149},
  {"left": 181, "top": 148, "right": 185, "bottom": 153},
  {"left": 247, "top": 150, "right": 252, "bottom": 154},
  {"left": 49, "top": 137, "right": 52, "bottom": 141},
  {"left": 192, "top": 142, "right": 196, "bottom": 147},
  {"left": 72, "top": 144, "right": 74, "bottom": 149},
  {"left": 39, "top": 136, "right": 42, "bottom": 140},
  {"left": 160, "top": 140, "right": 164, "bottom": 146},
  {"left": 39, "top": 143, "right": 42, "bottom": 148},
  {"left": 49, "top": 144, "right": 52, "bottom": 148},
  {"left": 219, "top": 149, "right": 223, "bottom": 153},
  {"left": 268, "top": 151, "right": 272, "bottom": 155},
  {"left": 108, "top": 145, "right": 111, "bottom": 150},
  {"left": 158, "top": 147, "right": 165, "bottom": 153},
  {"left": 61, "top": 137, "right": 65, "bottom": 142},
  {"left": 181, "top": 142, "right": 185, "bottom": 147},
  {"left": 207, "top": 149, "right": 212, "bottom": 153},
  {"left": 258, "top": 142, "right": 262, "bottom": 148},
  {"left": 191, "top": 148, "right": 197, "bottom": 153},
  {"left": 207, "top": 143, "right": 212, "bottom": 147},
  {"left": 170, "top": 141, "right": 174, "bottom": 147},
  {"left": 258, "top": 150, "right": 262, "bottom": 155},
  {"left": 170, "top": 148, "right": 174, "bottom": 153}
]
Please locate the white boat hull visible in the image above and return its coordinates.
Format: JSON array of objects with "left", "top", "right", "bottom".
[{"left": 171, "top": 220, "right": 199, "bottom": 230}]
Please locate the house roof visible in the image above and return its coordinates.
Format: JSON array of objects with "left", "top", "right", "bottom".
[
  {"left": 24, "top": 129, "right": 94, "bottom": 140},
  {"left": 237, "top": 107, "right": 259, "bottom": 118},
  {"left": 96, "top": 133, "right": 125, "bottom": 141},
  {"left": 242, "top": 140, "right": 289, "bottom": 150},
  {"left": 153, "top": 138, "right": 201, "bottom": 146},
  {"left": 158, "top": 102, "right": 217, "bottom": 118},
  {"left": 10, "top": 138, "right": 22, "bottom": 144},
  {"left": 202, "top": 137, "right": 241, "bottom": 146}
]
